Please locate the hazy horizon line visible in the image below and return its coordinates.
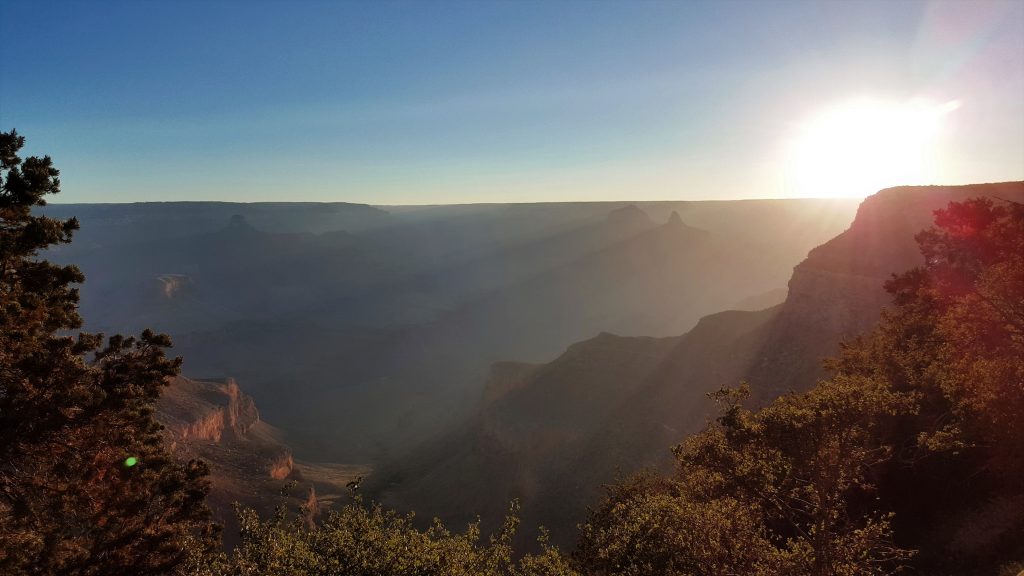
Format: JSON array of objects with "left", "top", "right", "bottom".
[
  {"left": 47, "top": 195, "right": 865, "bottom": 207},
  {"left": 47, "top": 180, "right": 1024, "bottom": 208}
]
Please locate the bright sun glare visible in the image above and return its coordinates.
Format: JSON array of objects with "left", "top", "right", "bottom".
[{"left": 789, "top": 98, "right": 961, "bottom": 198}]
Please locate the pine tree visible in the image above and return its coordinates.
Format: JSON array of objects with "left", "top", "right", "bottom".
[
  {"left": 0, "top": 130, "right": 218, "bottom": 575},
  {"left": 830, "top": 197, "right": 1024, "bottom": 570}
]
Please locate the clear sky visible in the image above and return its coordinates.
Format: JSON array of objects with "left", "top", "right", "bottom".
[{"left": 1, "top": 0, "right": 1022, "bottom": 204}]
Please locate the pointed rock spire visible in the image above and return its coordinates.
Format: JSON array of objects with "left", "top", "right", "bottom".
[{"left": 667, "top": 210, "right": 684, "bottom": 227}]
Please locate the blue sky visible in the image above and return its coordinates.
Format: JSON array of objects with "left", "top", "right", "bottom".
[{"left": 1, "top": 0, "right": 1022, "bottom": 204}]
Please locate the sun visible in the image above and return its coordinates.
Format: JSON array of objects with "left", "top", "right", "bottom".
[{"left": 787, "top": 98, "right": 960, "bottom": 198}]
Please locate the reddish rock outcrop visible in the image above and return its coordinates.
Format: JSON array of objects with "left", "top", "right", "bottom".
[
  {"left": 267, "top": 450, "right": 295, "bottom": 481},
  {"left": 157, "top": 376, "right": 291, "bottom": 481},
  {"left": 155, "top": 375, "right": 366, "bottom": 549},
  {"left": 159, "top": 377, "right": 260, "bottom": 442}
]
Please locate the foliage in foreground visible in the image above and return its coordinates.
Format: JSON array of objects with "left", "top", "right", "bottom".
[
  {"left": 577, "top": 379, "right": 916, "bottom": 576},
  {"left": 183, "top": 498, "right": 579, "bottom": 576},
  {"left": 0, "top": 131, "right": 218, "bottom": 575},
  {"left": 577, "top": 197, "right": 1023, "bottom": 575}
]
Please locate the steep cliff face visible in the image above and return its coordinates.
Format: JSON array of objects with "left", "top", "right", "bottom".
[
  {"left": 749, "top": 182, "right": 1024, "bottom": 400},
  {"left": 159, "top": 377, "right": 260, "bottom": 443},
  {"left": 157, "top": 376, "right": 295, "bottom": 488},
  {"left": 220, "top": 379, "right": 260, "bottom": 438}
]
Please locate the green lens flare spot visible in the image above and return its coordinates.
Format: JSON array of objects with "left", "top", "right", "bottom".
[{"left": 124, "top": 457, "right": 138, "bottom": 468}]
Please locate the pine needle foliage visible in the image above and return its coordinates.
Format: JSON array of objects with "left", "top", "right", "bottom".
[{"left": 0, "top": 131, "right": 218, "bottom": 575}]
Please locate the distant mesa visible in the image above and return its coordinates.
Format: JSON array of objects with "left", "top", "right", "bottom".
[
  {"left": 666, "top": 210, "right": 684, "bottom": 227},
  {"left": 605, "top": 204, "right": 654, "bottom": 229},
  {"left": 226, "top": 213, "right": 257, "bottom": 233}
]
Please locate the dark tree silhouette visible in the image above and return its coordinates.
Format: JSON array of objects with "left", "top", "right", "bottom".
[{"left": 0, "top": 130, "right": 218, "bottom": 575}]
